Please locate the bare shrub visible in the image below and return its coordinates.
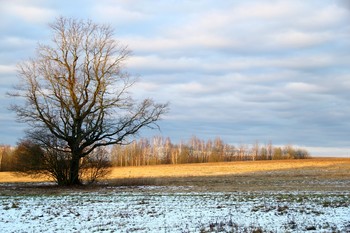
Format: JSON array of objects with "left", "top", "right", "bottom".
[
  {"left": 79, "top": 147, "right": 111, "bottom": 184},
  {"left": 12, "top": 138, "right": 111, "bottom": 185}
]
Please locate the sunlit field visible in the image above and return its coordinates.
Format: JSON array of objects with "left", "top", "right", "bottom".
[
  {"left": 107, "top": 158, "right": 350, "bottom": 192},
  {"left": 108, "top": 157, "right": 350, "bottom": 178}
]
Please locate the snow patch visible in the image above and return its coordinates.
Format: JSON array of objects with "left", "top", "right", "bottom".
[{"left": 1, "top": 188, "right": 350, "bottom": 232}]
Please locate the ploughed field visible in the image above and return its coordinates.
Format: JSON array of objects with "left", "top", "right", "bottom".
[{"left": 1, "top": 158, "right": 350, "bottom": 232}]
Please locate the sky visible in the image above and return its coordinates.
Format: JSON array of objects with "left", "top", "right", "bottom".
[{"left": 0, "top": 0, "right": 350, "bottom": 156}]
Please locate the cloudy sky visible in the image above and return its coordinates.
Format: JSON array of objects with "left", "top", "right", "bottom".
[{"left": 1, "top": 0, "right": 350, "bottom": 156}]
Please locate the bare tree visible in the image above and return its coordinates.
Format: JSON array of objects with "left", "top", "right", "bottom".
[
  {"left": 266, "top": 140, "right": 273, "bottom": 160},
  {"left": 0, "top": 146, "right": 4, "bottom": 171},
  {"left": 252, "top": 140, "right": 260, "bottom": 161},
  {"left": 10, "top": 17, "right": 168, "bottom": 185}
]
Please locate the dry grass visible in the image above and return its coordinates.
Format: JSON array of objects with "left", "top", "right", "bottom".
[
  {"left": 0, "top": 172, "right": 47, "bottom": 183},
  {"left": 1, "top": 158, "right": 350, "bottom": 192},
  {"left": 106, "top": 158, "right": 350, "bottom": 192},
  {"left": 107, "top": 158, "right": 350, "bottom": 179}
]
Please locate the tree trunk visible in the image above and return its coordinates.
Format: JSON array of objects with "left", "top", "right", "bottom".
[{"left": 69, "top": 155, "right": 81, "bottom": 185}]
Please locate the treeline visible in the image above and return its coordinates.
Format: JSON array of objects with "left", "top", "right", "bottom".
[
  {"left": 110, "top": 136, "right": 310, "bottom": 167},
  {"left": 1, "top": 136, "right": 310, "bottom": 171},
  {"left": 0, "top": 143, "right": 46, "bottom": 172}
]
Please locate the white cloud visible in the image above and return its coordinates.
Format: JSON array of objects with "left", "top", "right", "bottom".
[
  {"left": 0, "top": 64, "right": 16, "bottom": 74},
  {"left": 94, "top": 4, "right": 149, "bottom": 24},
  {"left": 285, "top": 82, "right": 325, "bottom": 93},
  {"left": 232, "top": 1, "right": 299, "bottom": 20},
  {"left": 271, "top": 30, "right": 332, "bottom": 49},
  {"left": 268, "top": 54, "right": 336, "bottom": 70},
  {"left": 128, "top": 55, "right": 201, "bottom": 74},
  {"left": 301, "top": 4, "right": 349, "bottom": 29},
  {"left": 0, "top": 36, "right": 35, "bottom": 50},
  {"left": 120, "top": 0, "right": 347, "bottom": 59},
  {"left": 4, "top": 2, "right": 54, "bottom": 24},
  {"left": 306, "top": 146, "right": 350, "bottom": 157}
]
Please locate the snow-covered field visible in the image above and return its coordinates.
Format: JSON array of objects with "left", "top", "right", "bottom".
[{"left": 1, "top": 186, "right": 350, "bottom": 232}]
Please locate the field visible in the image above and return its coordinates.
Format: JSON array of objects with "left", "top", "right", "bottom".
[{"left": 1, "top": 158, "right": 350, "bottom": 232}]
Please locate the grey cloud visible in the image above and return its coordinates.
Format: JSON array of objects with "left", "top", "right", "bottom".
[
  {"left": 337, "top": 0, "right": 350, "bottom": 10},
  {"left": 1, "top": 0, "right": 350, "bottom": 156}
]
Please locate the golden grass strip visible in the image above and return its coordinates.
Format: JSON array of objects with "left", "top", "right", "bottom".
[
  {"left": 108, "top": 158, "right": 350, "bottom": 179},
  {"left": 1, "top": 158, "right": 349, "bottom": 183}
]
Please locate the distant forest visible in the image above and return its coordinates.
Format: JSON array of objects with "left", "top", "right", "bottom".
[
  {"left": 0, "top": 136, "right": 310, "bottom": 172},
  {"left": 110, "top": 136, "right": 310, "bottom": 167}
]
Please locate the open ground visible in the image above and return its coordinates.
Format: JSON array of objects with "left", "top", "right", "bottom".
[{"left": 1, "top": 158, "right": 350, "bottom": 232}]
